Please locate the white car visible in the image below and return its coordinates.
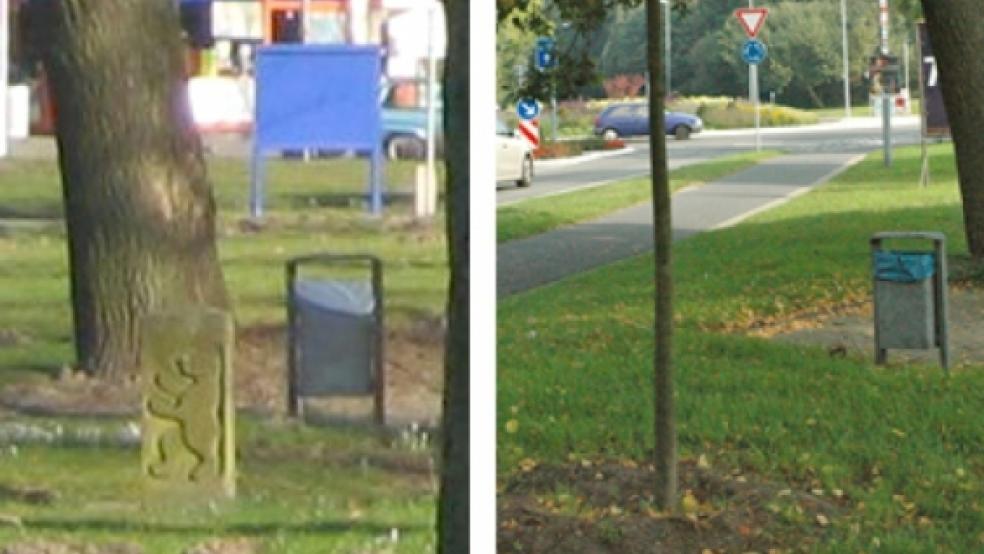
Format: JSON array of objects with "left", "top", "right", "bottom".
[{"left": 496, "top": 118, "right": 534, "bottom": 188}]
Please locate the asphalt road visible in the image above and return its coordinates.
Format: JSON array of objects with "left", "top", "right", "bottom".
[
  {"left": 496, "top": 116, "right": 922, "bottom": 205},
  {"left": 498, "top": 151, "right": 867, "bottom": 296}
]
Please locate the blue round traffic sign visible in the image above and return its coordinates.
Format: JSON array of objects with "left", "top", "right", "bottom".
[
  {"left": 742, "top": 39, "right": 768, "bottom": 65},
  {"left": 516, "top": 98, "right": 541, "bottom": 121}
]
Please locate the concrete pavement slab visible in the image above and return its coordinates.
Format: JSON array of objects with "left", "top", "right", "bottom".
[{"left": 497, "top": 152, "right": 865, "bottom": 297}]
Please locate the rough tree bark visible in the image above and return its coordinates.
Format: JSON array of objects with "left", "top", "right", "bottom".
[
  {"left": 437, "top": 0, "right": 469, "bottom": 550},
  {"left": 33, "top": 1, "right": 229, "bottom": 379},
  {"left": 921, "top": 0, "right": 984, "bottom": 258},
  {"left": 646, "top": 0, "right": 677, "bottom": 511}
]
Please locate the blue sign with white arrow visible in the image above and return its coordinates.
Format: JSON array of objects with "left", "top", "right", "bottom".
[
  {"left": 516, "top": 98, "right": 541, "bottom": 121},
  {"left": 535, "top": 37, "right": 557, "bottom": 71},
  {"left": 742, "top": 39, "right": 768, "bottom": 65}
]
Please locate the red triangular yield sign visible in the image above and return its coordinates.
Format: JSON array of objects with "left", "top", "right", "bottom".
[{"left": 735, "top": 8, "right": 768, "bottom": 38}]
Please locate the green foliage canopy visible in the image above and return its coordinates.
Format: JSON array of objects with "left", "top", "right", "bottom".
[{"left": 499, "top": 0, "right": 923, "bottom": 108}]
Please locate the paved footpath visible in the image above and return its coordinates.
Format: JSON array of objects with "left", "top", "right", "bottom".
[{"left": 497, "top": 152, "right": 865, "bottom": 297}]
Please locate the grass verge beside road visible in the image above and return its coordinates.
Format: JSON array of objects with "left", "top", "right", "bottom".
[
  {"left": 497, "top": 150, "right": 782, "bottom": 243},
  {"left": 498, "top": 143, "right": 984, "bottom": 550}
]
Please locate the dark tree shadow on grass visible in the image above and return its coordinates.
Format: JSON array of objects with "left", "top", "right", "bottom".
[{"left": 24, "top": 518, "right": 431, "bottom": 537}]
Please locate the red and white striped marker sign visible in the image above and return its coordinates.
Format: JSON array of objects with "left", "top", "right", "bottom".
[{"left": 518, "top": 118, "right": 540, "bottom": 149}]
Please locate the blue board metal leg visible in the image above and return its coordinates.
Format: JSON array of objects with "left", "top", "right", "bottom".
[
  {"left": 250, "top": 150, "right": 266, "bottom": 219},
  {"left": 369, "top": 148, "right": 383, "bottom": 216}
]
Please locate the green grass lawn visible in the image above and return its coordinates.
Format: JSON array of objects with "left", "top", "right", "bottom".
[
  {"left": 0, "top": 156, "right": 448, "bottom": 381},
  {"left": 498, "top": 143, "right": 984, "bottom": 551},
  {"left": 0, "top": 155, "right": 446, "bottom": 549},
  {"left": 497, "top": 150, "right": 782, "bottom": 243},
  {"left": 0, "top": 417, "right": 436, "bottom": 553}
]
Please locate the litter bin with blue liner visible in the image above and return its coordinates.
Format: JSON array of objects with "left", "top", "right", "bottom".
[
  {"left": 870, "top": 232, "right": 949, "bottom": 371},
  {"left": 286, "top": 254, "right": 384, "bottom": 423}
]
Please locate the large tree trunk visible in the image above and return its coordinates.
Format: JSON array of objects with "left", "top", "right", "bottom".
[
  {"left": 922, "top": 0, "right": 984, "bottom": 258},
  {"left": 646, "top": 0, "right": 677, "bottom": 511},
  {"left": 437, "top": 0, "right": 469, "bottom": 551},
  {"left": 33, "top": 1, "right": 229, "bottom": 379}
]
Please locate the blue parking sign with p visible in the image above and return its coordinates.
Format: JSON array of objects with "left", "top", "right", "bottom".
[{"left": 535, "top": 37, "right": 557, "bottom": 71}]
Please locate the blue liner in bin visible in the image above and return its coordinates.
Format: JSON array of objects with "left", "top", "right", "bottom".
[{"left": 874, "top": 250, "right": 936, "bottom": 282}]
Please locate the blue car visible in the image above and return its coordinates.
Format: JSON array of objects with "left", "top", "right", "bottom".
[
  {"left": 382, "top": 107, "right": 443, "bottom": 160},
  {"left": 593, "top": 103, "right": 703, "bottom": 140},
  {"left": 381, "top": 80, "right": 444, "bottom": 160}
]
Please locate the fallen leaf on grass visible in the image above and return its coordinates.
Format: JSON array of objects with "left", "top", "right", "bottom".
[
  {"left": 697, "top": 454, "right": 710, "bottom": 469},
  {"left": 680, "top": 490, "right": 700, "bottom": 516},
  {"left": 505, "top": 419, "right": 519, "bottom": 434},
  {"left": 518, "top": 458, "right": 538, "bottom": 472},
  {"left": 816, "top": 513, "right": 830, "bottom": 527}
]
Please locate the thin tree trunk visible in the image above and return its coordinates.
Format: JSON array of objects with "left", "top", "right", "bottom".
[
  {"left": 646, "top": 0, "right": 677, "bottom": 511},
  {"left": 33, "top": 0, "right": 229, "bottom": 379},
  {"left": 922, "top": 0, "right": 984, "bottom": 258},
  {"left": 437, "top": 0, "right": 469, "bottom": 550}
]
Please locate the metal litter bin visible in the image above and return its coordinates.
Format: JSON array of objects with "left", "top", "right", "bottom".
[
  {"left": 870, "top": 232, "right": 948, "bottom": 371},
  {"left": 286, "top": 254, "right": 384, "bottom": 422}
]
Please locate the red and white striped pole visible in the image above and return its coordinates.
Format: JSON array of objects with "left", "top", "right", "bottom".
[{"left": 517, "top": 118, "right": 540, "bottom": 150}]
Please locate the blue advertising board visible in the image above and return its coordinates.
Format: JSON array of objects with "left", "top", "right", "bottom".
[{"left": 252, "top": 44, "right": 384, "bottom": 217}]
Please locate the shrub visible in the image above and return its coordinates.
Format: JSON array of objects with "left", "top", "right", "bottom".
[
  {"left": 533, "top": 141, "right": 582, "bottom": 160},
  {"left": 678, "top": 98, "right": 818, "bottom": 129},
  {"left": 602, "top": 74, "right": 646, "bottom": 98},
  {"left": 603, "top": 138, "right": 626, "bottom": 150},
  {"left": 533, "top": 138, "right": 627, "bottom": 159}
]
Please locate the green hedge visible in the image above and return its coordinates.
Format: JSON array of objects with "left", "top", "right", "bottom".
[{"left": 669, "top": 96, "right": 819, "bottom": 129}]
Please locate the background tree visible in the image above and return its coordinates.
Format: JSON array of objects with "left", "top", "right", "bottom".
[
  {"left": 33, "top": 0, "right": 229, "bottom": 379},
  {"left": 497, "top": 1, "right": 610, "bottom": 105},
  {"left": 505, "top": 0, "right": 924, "bottom": 108},
  {"left": 921, "top": 0, "right": 984, "bottom": 258},
  {"left": 645, "top": 0, "right": 676, "bottom": 511},
  {"left": 500, "top": 0, "right": 681, "bottom": 510},
  {"left": 437, "top": 0, "right": 469, "bottom": 549}
]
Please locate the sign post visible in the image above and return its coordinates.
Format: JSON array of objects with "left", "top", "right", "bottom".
[
  {"left": 0, "top": 0, "right": 9, "bottom": 158},
  {"left": 535, "top": 37, "right": 558, "bottom": 141},
  {"left": 735, "top": 7, "right": 768, "bottom": 152},
  {"left": 879, "top": 0, "right": 892, "bottom": 168},
  {"left": 424, "top": 4, "right": 438, "bottom": 217}
]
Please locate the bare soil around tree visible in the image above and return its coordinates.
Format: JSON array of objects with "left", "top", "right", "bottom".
[
  {"left": 0, "top": 320, "right": 444, "bottom": 428},
  {"left": 498, "top": 458, "right": 843, "bottom": 553}
]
